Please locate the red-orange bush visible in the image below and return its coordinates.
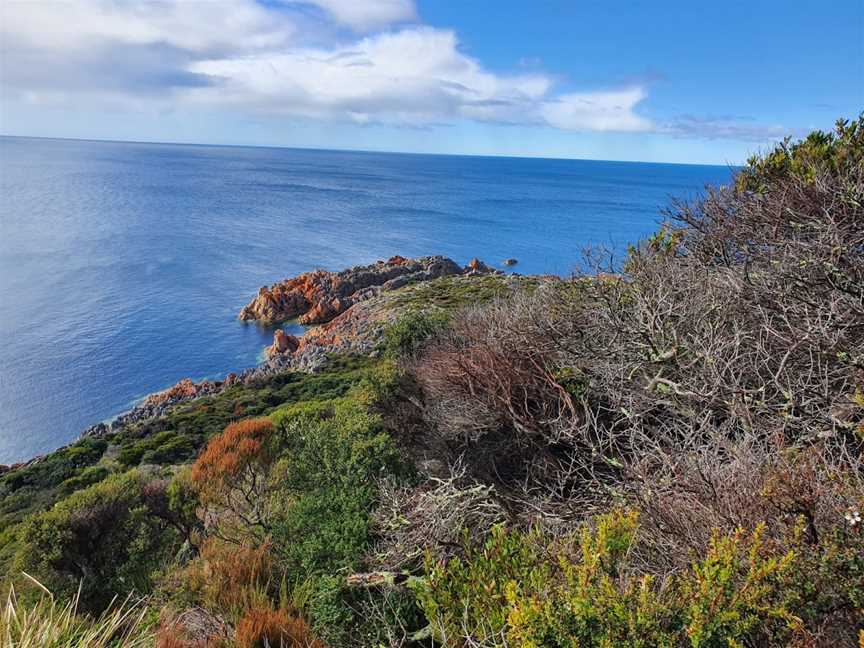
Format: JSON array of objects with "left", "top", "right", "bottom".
[
  {"left": 192, "top": 417, "right": 275, "bottom": 500},
  {"left": 191, "top": 417, "right": 276, "bottom": 537},
  {"left": 235, "top": 603, "right": 326, "bottom": 648},
  {"left": 183, "top": 539, "right": 275, "bottom": 614}
]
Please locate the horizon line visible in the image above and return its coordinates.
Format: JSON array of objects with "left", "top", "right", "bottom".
[{"left": 0, "top": 133, "right": 741, "bottom": 169}]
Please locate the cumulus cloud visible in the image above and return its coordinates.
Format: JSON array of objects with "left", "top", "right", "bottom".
[
  {"left": 0, "top": 0, "right": 795, "bottom": 141},
  {"left": 187, "top": 28, "right": 553, "bottom": 125},
  {"left": 1, "top": 0, "right": 296, "bottom": 54},
  {"left": 541, "top": 87, "right": 653, "bottom": 132}
]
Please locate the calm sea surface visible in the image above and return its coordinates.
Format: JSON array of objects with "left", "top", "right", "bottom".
[{"left": 0, "top": 136, "right": 733, "bottom": 462}]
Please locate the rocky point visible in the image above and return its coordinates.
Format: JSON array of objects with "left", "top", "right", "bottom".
[{"left": 238, "top": 255, "right": 474, "bottom": 325}]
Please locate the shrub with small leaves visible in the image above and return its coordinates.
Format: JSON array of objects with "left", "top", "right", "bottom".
[{"left": 383, "top": 309, "right": 450, "bottom": 360}]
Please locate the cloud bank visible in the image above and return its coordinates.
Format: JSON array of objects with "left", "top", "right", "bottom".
[{"left": 0, "top": 0, "right": 791, "bottom": 141}]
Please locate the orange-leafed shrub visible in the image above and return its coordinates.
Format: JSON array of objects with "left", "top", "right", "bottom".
[
  {"left": 192, "top": 417, "right": 275, "bottom": 500},
  {"left": 191, "top": 417, "right": 277, "bottom": 537},
  {"left": 184, "top": 539, "right": 275, "bottom": 614},
  {"left": 235, "top": 603, "right": 326, "bottom": 648}
]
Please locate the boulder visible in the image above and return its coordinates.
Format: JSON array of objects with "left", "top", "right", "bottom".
[{"left": 268, "top": 329, "right": 300, "bottom": 356}]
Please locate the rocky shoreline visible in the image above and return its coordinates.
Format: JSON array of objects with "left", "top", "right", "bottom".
[
  {"left": 77, "top": 256, "right": 500, "bottom": 439},
  {"left": 238, "top": 254, "right": 496, "bottom": 324},
  {"left": 2, "top": 255, "right": 505, "bottom": 473}
]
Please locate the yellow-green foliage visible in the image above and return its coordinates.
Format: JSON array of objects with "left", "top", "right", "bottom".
[
  {"left": 679, "top": 525, "right": 799, "bottom": 647},
  {"left": 417, "top": 524, "right": 550, "bottom": 645},
  {"left": 505, "top": 510, "right": 674, "bottom": 648},
  {"left": 419, "top": 511, "right": 806, "bottom": 648},
  {"left": 389, "top": 274, "right": 524, "bottom": 311},
  {"left": 736, "top": 114, "right": 863, "bottom": 192}
]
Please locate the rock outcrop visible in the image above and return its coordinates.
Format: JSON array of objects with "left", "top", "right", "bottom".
[
  {"left": 239, "top": 255, "right": 477, "bottom": 325},
  {"left": 80, "top": 256, "right": 506, "bottom": 442},
  {"left": 267, "top": 329, "right": 300, "bottom": 357}
]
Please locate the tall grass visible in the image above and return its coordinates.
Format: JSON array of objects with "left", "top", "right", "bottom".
[{"left": 1, "top": 573, "right": 152, "bottom": 647}]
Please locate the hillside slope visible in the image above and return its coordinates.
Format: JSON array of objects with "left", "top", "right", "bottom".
[{"left": 1, "top": 117, "right": 863, "bottom": 647}]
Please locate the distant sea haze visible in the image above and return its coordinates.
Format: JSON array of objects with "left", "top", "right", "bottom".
[{"left": 0, "top": 136, "right": 734, "bottom": 463}]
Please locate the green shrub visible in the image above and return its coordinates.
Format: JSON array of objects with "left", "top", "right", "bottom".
[
  {"left": 269, "top": 397, "right": 404, "bottom": 576},
  {"left": 779, "top": 515, "right": 864, "bottom": 640},
  {"left": 13, "top": 470, "right": 182, "bottom": 612},
  {"left": 58, "top": 465, "right": 112, "bottom": 495},
  {"left": 506, "top": 510, "right": 675, "bottom": 648},
  {"left": 736, "top": 114, "right": 863, "bottom": 192},
  {"left": 266, "top": 395, "right": 407, "bottom": 644},
  {"left": 0, "top": 438, "right": 109, "bottom": 530},
  {"left": 116, "top": 355, "right": 379, "bottom": 451},
  {"left": 118, "top": 430, "right": 196, "bottom": 468},
  {"left": 419, "top": 511, "right": 807, "bottom": 648},
  {"left": 678, "top": 524, "right": 800, "bottom": 647},
  {"left": 383, "top": 309, "right": 450, "bottom": 359},
  {"left": 418, "top": 524, "right": 551, "bottom": 645},
  {"left": 0, "top": 438, "right": 107, "bottom": 497}
]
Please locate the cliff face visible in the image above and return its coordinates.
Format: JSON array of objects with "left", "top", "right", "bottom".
[{"left": 238, "top": 255, "right": 474, "bottom": 325}]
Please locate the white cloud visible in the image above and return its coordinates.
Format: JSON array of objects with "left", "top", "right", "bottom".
[
  {"left": 0, "top": 0, "right": 657, "bottom": 135},
  {"left": 188, "top": 28, "right": 555, "bottom": 125},
  {"left": 302, "top": 0, "right": 416, "bottom": 31},
  {"left": 541, "top": 88, "right": 653, "bottom": 132},
  {"left": 0, "top": 0, "right": 296, "bottom": 53}
]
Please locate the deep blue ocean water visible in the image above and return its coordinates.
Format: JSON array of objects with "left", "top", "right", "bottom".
[{"left": 0, "top": 136, "right": 733, "bottom": 462}]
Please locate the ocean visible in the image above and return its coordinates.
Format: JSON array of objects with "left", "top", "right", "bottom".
[{"left": 0, "top": 136, "right": 733, "bottom": 463}]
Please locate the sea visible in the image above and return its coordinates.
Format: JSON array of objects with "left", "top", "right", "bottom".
[{"left": 0, "top": 136, "right": 734, "bottom": 463}]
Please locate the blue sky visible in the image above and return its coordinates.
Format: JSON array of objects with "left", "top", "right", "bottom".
[{"left": 1, "top": 0, "right": 861, "bottom": 164}]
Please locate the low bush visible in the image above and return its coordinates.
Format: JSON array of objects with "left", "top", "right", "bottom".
[
  {"left": 13, "top": 470, "right": 183, "bottom": 612},
  {"left": 181, "top": 539, "right": 275, "bottom": 618},
  {"left": 736, "top": 114, "right": 863, "bottom": 191},
  {"left": 419, "top": 510, "right": 815, "bottom": 647},
  {"left": 191, "top": 418, "right": 277, "bottom": 540},
  {"left": 119, "top": 430, "right": 197, "bottom": 468},
  {"left": 235, "top": 602, "right": 325, "bottom": 648},
  {"left": 417, "top": 523, "right": 550, "bottom": 645},
  {"left": 0, "top": 438, "right": 109, "bottom": 528},
  {"left": 382, "top": 309, "right": 450, "bottom": 360},
  {"left": 268, "top": 397, "right": 404, "bottom": 578},
  {"left": 58, "top": 464, "right": 112, "bottom": 495}
]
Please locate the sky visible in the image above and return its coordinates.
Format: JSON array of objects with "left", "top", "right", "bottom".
[{"left": 0, "top": 0, "right": 861, "bottom": 164}]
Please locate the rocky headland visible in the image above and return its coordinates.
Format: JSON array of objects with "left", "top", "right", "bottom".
[
  {"left": 238, "top": 255, "right": 496, "bottom": 324},
  {"left": 75, "top": 255, "right": 508, "bottom": 445}
]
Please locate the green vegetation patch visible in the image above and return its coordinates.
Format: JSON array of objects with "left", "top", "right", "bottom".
[
  {"left": 116, "top": 355, "right": 379, "bottom": 467},
  {"left": 388, "top": 274, "right": 530, "bottom": 311},
  {"left": 0, "top": 437, "right": 109, "bottom": 528}
]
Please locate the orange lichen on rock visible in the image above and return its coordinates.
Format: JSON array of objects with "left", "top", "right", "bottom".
[{"left": 238, "top": 255, "right": 466, "bottom": 325}]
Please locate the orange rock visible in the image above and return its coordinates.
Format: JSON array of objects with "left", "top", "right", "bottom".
[
  {"left": 239, "top": 256, "right": 463, "bottom": 325},
  {"left": 270, "top": 329, "right": 300, "bottom": 355}
]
